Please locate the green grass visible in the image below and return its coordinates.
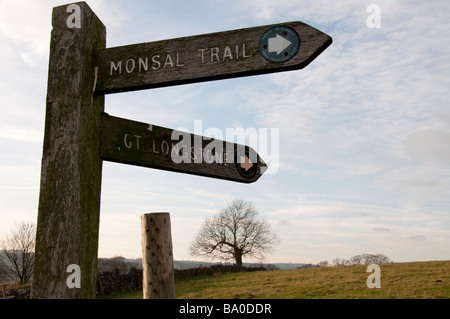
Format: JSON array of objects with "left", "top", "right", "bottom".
[{"left": 98, "top": 260, "right": 450, "bottom": 299}]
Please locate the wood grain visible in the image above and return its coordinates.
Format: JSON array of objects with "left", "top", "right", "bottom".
[
  {"left": 141, "top": 213, "right": 175, "bottom": 299},
  {"left": 32, "top": 2, "right": 106, "bottom": 299}
]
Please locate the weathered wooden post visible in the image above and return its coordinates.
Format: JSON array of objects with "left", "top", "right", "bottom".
[
  {"left": 31, "top": 1, "right": 331, "bottom": 299},
  {"left": 141, "top": 213, "right": 175, "bottom": 299},
  {"left": 32, "top": 2, "right": 106, "bottom": 299}
]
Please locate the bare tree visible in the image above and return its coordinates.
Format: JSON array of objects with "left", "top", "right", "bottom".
[
  {"left": 349, "top": 254, "right": 363, "bottom": 265},
  {"left": 342, "top": 253, "right": 393, "bottom": 266},
  {"left": 189, "top": 199, "right": 279, "bottom": 266},
  {"left": 0, "top": 222, "right": 35, "bottom": 284},
  {"left": 362, "top": 253, "right": 392, "bottom": 264},
  {"left": 332, "top": 258, "right": 346, "bottom": 267}
]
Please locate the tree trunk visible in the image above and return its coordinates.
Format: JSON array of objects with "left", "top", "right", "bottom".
[{"left": 234, "top": 249, "right": 243, "bottom": 266}]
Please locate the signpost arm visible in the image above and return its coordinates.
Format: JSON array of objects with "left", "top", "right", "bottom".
[{"left": 32, "top": 2, "right": 106, "bottom": 299}]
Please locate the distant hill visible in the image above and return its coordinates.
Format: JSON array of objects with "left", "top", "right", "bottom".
[{"left": 122, "top": 257, "right": 314, "bottom": 271}]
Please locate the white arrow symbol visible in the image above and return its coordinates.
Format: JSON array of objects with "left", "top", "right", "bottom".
[{"left": 268, "top": 34, "right": 292, "bottom": 55}]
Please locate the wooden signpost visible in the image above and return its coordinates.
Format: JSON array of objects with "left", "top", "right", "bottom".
[
  {"left": 100, "top": 113, "right": 266, "bottom": 183},
  {"left": 32, "top": 1, "right": 332, "bottom": 299},
  {"left": 32, "top": 2, "right": 106, "bottom": 299},
  {"left": 95, "top": 21, "right": 332, "bottom": 94}
]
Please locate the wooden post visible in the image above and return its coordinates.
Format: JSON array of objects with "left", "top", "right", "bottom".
[
  {"left": 32, "top": 2, "right": 106, "bottom": 299},
  {"left": 141, "top": 213, "right": 175, "bottom": 299}
]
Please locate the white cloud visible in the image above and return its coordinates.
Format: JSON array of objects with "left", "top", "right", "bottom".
[
  {"left": 374, "top": 165, "right": 450, "bottom": 204},
  {"left": 0, "top": 1, "right": 54, "bottom": 59},
  {"left": 0, "top": 1, "right": 129, "bottom": 60},
  {"left": 409, "top": 234, "right": 425, "bottom": 241},
  {"left": 403, "top": 129, "right": 450, "bottom": 164},
  {"left": 0, "top": 126, "right": 43, "bottom": 143},
  {"left": 266, "top": 193, "right": 450, "bottom": 262}
]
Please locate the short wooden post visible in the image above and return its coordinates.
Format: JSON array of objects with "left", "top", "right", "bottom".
[
  {"left": 141, "top": 213, "right": 175, "bottom": 299},
  {"left": 32, "top": 2, "right": 106, "bottom": 299}
]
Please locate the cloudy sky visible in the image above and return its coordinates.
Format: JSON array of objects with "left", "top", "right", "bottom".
[{"left": 0, "top": 0, "right": 449, "bottom": 265}]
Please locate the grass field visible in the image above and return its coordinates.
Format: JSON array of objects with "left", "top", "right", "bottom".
[{"left": 98, "top": 260, "right": 450, "bottom": 299}]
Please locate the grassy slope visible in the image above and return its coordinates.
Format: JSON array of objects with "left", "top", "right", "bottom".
[{"left": 99, "top": 260, "right": 450, "bottom": 299}]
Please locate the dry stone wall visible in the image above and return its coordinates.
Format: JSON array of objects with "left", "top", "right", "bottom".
[{"left": 97, "top": 265, "right": 266, "bottom": 296}]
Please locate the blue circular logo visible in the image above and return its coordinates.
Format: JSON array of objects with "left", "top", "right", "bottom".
[{"left": 259, "top": 26, "right": 300, "bottom": 63}]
